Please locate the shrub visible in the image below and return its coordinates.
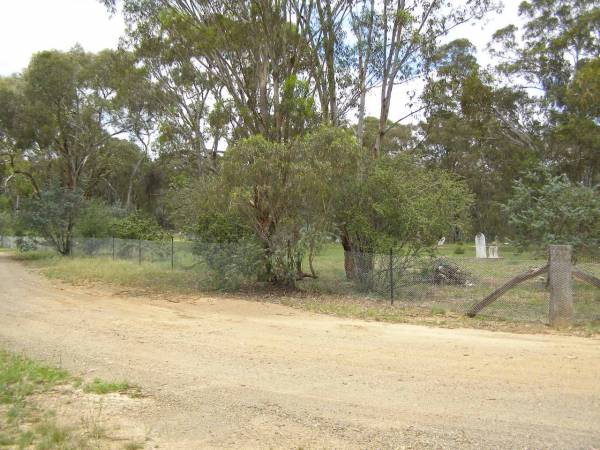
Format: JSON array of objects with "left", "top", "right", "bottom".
[
  {"left": 454, "top": 244, "right": 466, "bottom": 254},
  {"left": 193, "top": 239, "right": 266, "bottom": 290},
  {"left": 19, "top": 186, "right": 83, "bottom": 255},
  {"left": 504, "top": 167, "right": 600, "bottom": 254},
  {"left": 75, "top": 200, "right": 125, "bottom": 238},
  {"left": 112, "top": 211, "right": 169, "bottom": 241}
]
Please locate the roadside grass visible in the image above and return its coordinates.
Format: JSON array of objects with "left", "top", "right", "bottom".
[
  {"left": 17, "top": 253, "right": 209, "bottom": 294},
  {"left": 83, "top": 378, "right": 141, "bottom": 397},
  {"left": 0, "top": 349, "right": 145, "bottom": 449}
]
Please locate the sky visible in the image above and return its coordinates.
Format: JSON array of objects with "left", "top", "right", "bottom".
[
  {"left": 0, "top": 0, "right": 523, "bottom": 122},
  {"left": 0, "top": 0, "right": 124, "bottom": 76}
]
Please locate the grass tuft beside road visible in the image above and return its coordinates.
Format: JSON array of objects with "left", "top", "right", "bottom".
[
  {"left": 83, "top": 378, "right": 142, "bottom": 397},
  {"left": 0, "top": 349, "right": 145, "bottom": 449}
]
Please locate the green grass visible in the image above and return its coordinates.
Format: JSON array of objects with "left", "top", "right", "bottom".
[
  {"left": 83, "top": 378, "right": 140, "bottom": 397},
  {"left": 11, "top": 250, "right": 58, "bottom": 262},
  {"left": 123, "top": 442, "right": 145, "bottom": 450},
  {"left": 0, "top": 349, "right": 74, "bottom": 448},
  {"left": 0, "top": 349, "right": 69, "bottom": 406},
  {"left": 0, "top": 348, "right": 143, "bottom": 449},
  {"left": 24, "top": 253, "right": 209, "bottom": 294}
]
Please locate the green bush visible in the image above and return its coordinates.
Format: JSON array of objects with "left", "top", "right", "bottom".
[
  {"left": 112, "top": 211, "right": 169, "bottom": 241},
  {"left": 194, "top": 239, "right": 266, "bottom": 290},
  {"left": 504, "top": 167, "right": 600, "bottom": 254},
  {"left": 454, "top": 244, "right": 466, "bottom": 254},
  {"left": 75, "top": 200, "right": 125, "bottom": 238},
  {"left": 19, "top": 186, "right": 83, "bottom": 255}
]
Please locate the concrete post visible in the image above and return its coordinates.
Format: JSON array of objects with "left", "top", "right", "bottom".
[{"left": 548, "top": 245, "right": 573, "bottom": 328}]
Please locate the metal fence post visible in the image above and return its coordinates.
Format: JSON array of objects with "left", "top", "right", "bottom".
[
  {"left": 548, "top": 245, "right": 573, "bottom": 328},
  {"left": 112, "top": 236, "right": 115, "bottom": 261},
  {"left": 171, "top": 236, "right": 174, "bottom": 271},
  {"left": 389, "top": 247, "right": 394, "bottom": 304},
  {"left": 0, "top": 235, "right": 3, "bottom": 248},
  {"left": 138, "top": 239, "right": 142, "bottom": 265}
]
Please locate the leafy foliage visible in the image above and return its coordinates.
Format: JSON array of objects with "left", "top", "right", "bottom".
[
  {"left": 504, "top": 167, "right": 600, "bottom": 254},
  {"left": 20, "top": 186, "right": 83, "bottom": 255},
  {"left": 75, "top": 200, "right": 126, "bottom": 238},
  {"left": 112, "top": 211, "right": 169, "bottom": 241}
]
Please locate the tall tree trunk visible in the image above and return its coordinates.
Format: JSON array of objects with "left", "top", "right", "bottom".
[
  {"left": 353, "top": 0, "right": 374, "bottom": 147},
  {"left": 317, "top": 0, "right": 337, "bottom": 124},
  {"left": 125, "top": 156, "right": 144, "bottom": 210},
  {"left": 341, "top": 233, "right": 355, "bottom": 280}
]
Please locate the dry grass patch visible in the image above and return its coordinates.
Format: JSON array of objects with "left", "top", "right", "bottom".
[{"left": 0, "top": 349, "right": 154, "bottom": 449}]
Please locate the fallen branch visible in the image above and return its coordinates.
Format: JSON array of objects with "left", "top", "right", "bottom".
[
  {"left": 466, "top": 265, "right": 549, "bottom": 317},
  {"left": 572, "top": 269, "right": 600, "bottom": 290}
]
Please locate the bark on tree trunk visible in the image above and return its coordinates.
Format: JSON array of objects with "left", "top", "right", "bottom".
[
  {"left": 341, "top": 233, "right": 355, "bottom": 280},
  {"left": 125, "top": 156, "right": 144, "bottom": 210}
]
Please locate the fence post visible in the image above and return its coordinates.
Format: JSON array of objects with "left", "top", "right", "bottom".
[
  {"left": 112, "top": 237, "right": 115, "bottom": 261},
  {"left": 389, "top": 247, "right": 394, "bottom": 304},
  {"left": 171, "top": 236, "right": 174, "bottom": 271},
  {"left": 138, "top": 239, "right": 142, "bottom": 265},
  {"left": 548, "top": 245, "right": 573, "bottom": 328},
  {"left": 0, "top": 235, "right": 3, "bottom": 248}
]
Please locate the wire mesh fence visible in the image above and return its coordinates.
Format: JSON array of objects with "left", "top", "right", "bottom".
[
  {"left": 0, "top": 235, "right": 55, "bottom": 253},
  {"left": 1, "top": 235, "right": 599, "bottom": 326},
  {"left": 325, "top": 251, "right": 554, "bottom": 322},
  {"left": 572, "top": 254, "right": 600, "bottom": 324}
]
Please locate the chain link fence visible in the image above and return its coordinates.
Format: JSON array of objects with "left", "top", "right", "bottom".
[
  {"left": 572, "top": 254, "right": 600, "bottom": 324},
  {"left": 324, "top": 250, "right": 553, "bottom": 322},
  {"left": 1, "top": 235, "right": 598, "bottom": 326}
]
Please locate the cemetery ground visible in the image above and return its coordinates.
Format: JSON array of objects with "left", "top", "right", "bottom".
[{"left": 1, "top": 252, "right": 600, "bottom": 448}]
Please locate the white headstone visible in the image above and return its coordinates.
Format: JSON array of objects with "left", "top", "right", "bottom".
[
  {"left": 475, "top": 233, "right": 487, "bottom": 258},
  {"left": 487, "top": 245, "right": 499, "bottom": 259},
  {"left": 437, "top": 237, "right": 446, "bottom": 246}
]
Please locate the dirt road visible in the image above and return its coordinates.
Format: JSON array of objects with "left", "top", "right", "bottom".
[{"left": 0, "top": 254, "right": 599, "bottom": 449}]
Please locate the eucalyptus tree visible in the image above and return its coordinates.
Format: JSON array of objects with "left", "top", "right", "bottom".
[
  {"left": 350, "top": 0, "right": 378, "bottom": 145},
  {"left": 418, "top": 39, "right": 543, "bottom": 236},
  {"left": 0, "top": 48, "right": 153, "bottom": 252},
  {"left": 106, "top": 0, "right": 318, "bottom": 144},
  {"left": 491, "top": 0, "right": 600, "bottom": 185},
  {"left": 122, "top": 4, "right": 229, "bottom": 174},
  {"left": 367, "top": 0, "right": 498, "bottom": 156},
  {"left": 0, "top": 48, "right": 132, "bottom": 195},
  {"left": 504, "top": 167, "right": 600, "bottom": 254}
]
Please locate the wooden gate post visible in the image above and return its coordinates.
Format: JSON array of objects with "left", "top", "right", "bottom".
[{"left": 548, "top": 245, "right": 573, "bottom": 328}]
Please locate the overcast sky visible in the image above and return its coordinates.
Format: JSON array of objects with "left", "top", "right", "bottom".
[
  {"left": 0, "top": 0, "right": 124, "bottom": 76},
  {"left": 0, "top": 0, "right": 523, "bottom": 121}
]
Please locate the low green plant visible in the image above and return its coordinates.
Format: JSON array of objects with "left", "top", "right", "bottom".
[
  {"left": 453, "top": 244, "right": 466, "bottom": 255},
  {"left": 0, "top": 348, "right": 143, "bottom": 448},
  {"left": 83, "top": 378, "right": 139, "bottom": 396},
  {"left": 431, "top": 306, "right": 447, "bottom": 316},
  {"left": 34, "top": 421, "right": 71, "bottom": 449},
  {"left": 112, "top": 211, "right": 169, "bottom": 241},
  {"left": 0, "top": 350, "right": 69, "bottom": 405}
]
